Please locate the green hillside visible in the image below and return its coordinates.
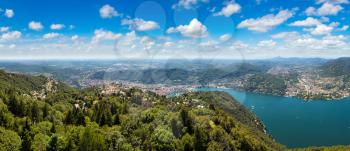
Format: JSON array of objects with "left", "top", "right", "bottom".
[
  {"left": 320, "top": 57, "right": 350, "bottom": 77},
  {"left": 0, "top": 70, "right": 349, "bottom": 150}
]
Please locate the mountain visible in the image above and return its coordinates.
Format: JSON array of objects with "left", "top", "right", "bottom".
[
  {"left": 320, "top": 57, "right": 350, "bottom": 76},
  {"left": 90, "top": 63, "right": 267, "bottom": 85},
  {"left": 0, "top": 70, "right": 285, "bottom": 150},
  {"left": 0, "top": 70, "right": 48, "bottom": 94},
  {"left": 0, "top": 70, "right": 349, "bottom": 150}
]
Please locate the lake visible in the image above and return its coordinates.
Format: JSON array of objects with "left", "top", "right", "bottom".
[{"left": 196, "top": 88, "right": 350, "bottom": 148}]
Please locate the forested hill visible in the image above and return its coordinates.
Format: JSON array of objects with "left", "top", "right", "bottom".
[
  {"left": 0, "top": 70, "right": 349, "bottom": 150},
  {"left": 0, "top": 70, "right": 75, "bottom": 96},
  {"left": 320, "top": 57, "right": 350, "bottom": 76},
  {"left": 0, "top": 70, "right": 47, "bottom": 94}
]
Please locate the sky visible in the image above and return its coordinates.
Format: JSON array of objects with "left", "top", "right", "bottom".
[{"left": 0, "top": 0, "right": 349, "bottom": 60}]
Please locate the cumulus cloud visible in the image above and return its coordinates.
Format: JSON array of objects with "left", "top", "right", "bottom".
[
  {"left": 219, "top": 34, "right": 232, "bottom": 41},
  {"left": 166, "top": 18, "right": 208, "bottom": 38},
  {"left": 214, "top": 2, "right": 241, "bottom": 17},
  {"left": 99, "top": 4, "right": 119, "bottom": 18},
  {"left": 237, "top": 10, "right": 294, "bottom": 32},
  {"left": 306, "top": 3, "right": 343, "bottom": 16},
  {"left": 258, "top": 40, "right": 277, "bottom": 47},
  {"left": 316, "top": 0, "right": 349, "bottom": 4},
  {"left": 4, "top": 9, "right": 14, "bottom": 18},
  {"left": 290, "top": 35, "right": 346, "bottom": 50},
  {"left": 271, "top": 31, "right": 300, "bottom": 40},
  {"left": 305, "top": 24, "right": 334, "bottom": 35},
  {"left": 174, "top": 0, "right": 209, "bottom": 9},
  {"left": 338, "top": 25, "right": 349, "bottom": 31},
  {"left": 121, "top": 18, "right": 159, "bottom": 31},
  {"left": 92, "top": 29, "right": 122, "bottom": 44},
  {"left": 0, "top": 27, "right": 10, "bottom": 32},
  {"left": 289, "top": 17, "right": 321, "bottom": 27},
  {"left": 0, "top": 31, "right": 22, "bottom": 41},
  {"left": 50, "top": 24, "right": 65, "bottom": 30},
  {"left": 43, "top": 33, "right": 61, "bottom": 39},
  {"left": 140, "top": 36, "right": 156, "bottom": 50},
  {"left": 71, "top": 35, "right": 79, "bottom": 41},
  {"left": 29, "top": 21, "right": 44, "bottom": 31}
]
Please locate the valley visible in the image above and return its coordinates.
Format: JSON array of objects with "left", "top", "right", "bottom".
[{"left": 1, "top": 57, "right": 349, "bottom": 100}]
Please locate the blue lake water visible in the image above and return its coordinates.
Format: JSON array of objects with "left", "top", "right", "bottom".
[{"left": 196, "top": 88, "right": 350, "bottom": 148}]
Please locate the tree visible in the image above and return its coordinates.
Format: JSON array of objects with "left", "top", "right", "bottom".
[
  {"left": 43, "top": 103, "right": 49, "bottom": 119},
  {"left": 79, "top": 125, "right": 106, "bottom": 151},
  {"left": 194, "top": 126, "right": 209, "bottom": 151},
  {"left": 46, "top": 135, "right": 58, "bottom": 151},
  {"left": 31, "top": 133, "right": 50, "bottom": 151},
  {"left": 21, "top": 118, "right": 33, "bottom": 151},
  {"left": 151, "top": 126, "right": 175, "bottom": 150},
  {"left": 50, "top": 122, "right": 56, "bottom": 134},
  {"left": 207, "top": 141, "right": 224, "bottom": 151},
  {"left": 31, "top": 102, "right": 41, "bottom": 122},
  {"left": 113, "top": 114, "right": 120, "bottom": 125},
  {"left": 180, "top": 107, "right": 193, "bottom": 134},
  {"left": 0, "top": 100, "right": 14, "bottom": 128},
  {"left": 181, "top": 133, "right": 194, "bottom": 151},
  {"left": 0, "top": 127, "right": 22, "bottom": 151}
]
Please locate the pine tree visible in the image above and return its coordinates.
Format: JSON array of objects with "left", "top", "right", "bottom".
[
  {"left": 43, "top": 103, "right": 49, "bottom": 119},
  {"left": 21, "top": 118, "right": 33, "bottom": 151},
  {"left": 46, "top": 135, "right": 58, "bottom": 151}
]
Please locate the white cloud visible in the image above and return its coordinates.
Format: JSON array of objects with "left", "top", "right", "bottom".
[
  {"left": 258, "top": 40, "right": 277, "bottom": 47},
  {"left": 290, "top": 35, "right": 346, "bottom": 50},
  {"left": 100, "top": 4, "right": 119, "bottom": 18},
  {"left": 0, "top": 27, "right": 10, "bottom": 32},
  {"left": 329, "top": 22, "right": 340, "bottom": 27},
  {"left": 219, "top": 34, "right": 232, "bottom": 41},
  {"left": 305, "top": 24, "right": 334, "bottom": 35},
  {"left": 174, "top": 0, "right": 208, "bottom": 9},
  {"left": 237, "top": 10, "right": 294, "bottom": 32},
  {"left": 271, "top": 31, "right": 300, "bottom": 39},
  {"left": 4, "top": 9, "right": 14, "bottom": 18},
  {"left": 43, "top": 33, "right": 60, "bottom": 39},
  {"left": 0, "top": 31, "right": 22, "bottom": 41},
  {"left": 306, "top": 3, "right": 343, "bottom": 16},
  {"left": 118, "top": 31, "right": 137, "bottom": 46},
  {"left": 316, "top": 0, "right": 349, "bottom": 4},
  {"left": 305, "top": 7, "right": 316, "bottom": 16},
  {"left": 71, "top": 35, "right": 79, "bottom": 41},
  {"left": 167, "top": 18, "right": 208, "bottom": 38},
  {"left": 50, "top": 24, "right": 65, "bottom": 30},
  {"left": 29, "top": 21, "right": 44, "bottom": 31},
  {"left": 339, "top": 25, "right": 349, "bottom": 31},
  {"left": 121, "top": 18, "right": 159, "bottom": 31},
  {"left": 92, "top": 29, "right": 122, "bottom": 43},
  {"left": 140, "top": 36, "right": 155, "bottom": 50},
  {"left": 289, "top": 17, "right": 321, "bottom": 27},
  {"left": 320, "top": 16, "right": 330, "bottom": 22},
  {"left": 317, "top": 3, "right": 343, "bottom": 16},
  {"left": 214, "top": 3, "right": 241, "bottom": 17}
]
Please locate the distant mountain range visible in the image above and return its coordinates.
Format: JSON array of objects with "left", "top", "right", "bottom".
[{"left": 1, "top": 57, "right": 350, "bottom": 100}]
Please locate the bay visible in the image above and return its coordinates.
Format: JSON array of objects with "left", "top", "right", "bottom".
[{"left": 196, "top": 88, "right": 350, "bottom": 148}]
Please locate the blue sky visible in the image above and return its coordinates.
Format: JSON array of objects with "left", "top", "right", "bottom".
[{"left": 0, "top": 0, "right": 349, "bottom": 59}]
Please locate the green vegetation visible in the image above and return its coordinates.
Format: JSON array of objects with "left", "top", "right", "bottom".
[
  {"left": 290, "top": 145, "right": 350, "bottom": 151},
  {"left": 0, "top": 70, "right": 349, "bottom": 150},
  {"left": 243, "top": 74, "right": 288, "bottom": 96},
  {"left": 320, "top": 57, "right": 350, "bottom": 77}
]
